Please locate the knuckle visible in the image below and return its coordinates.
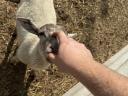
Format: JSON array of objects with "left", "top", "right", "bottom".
[
  {"left": 68, "top": 37, "right": 73, "bottom": 41},
  {"left": 80, "top": 43, "right": 85, "bottom": 47}
]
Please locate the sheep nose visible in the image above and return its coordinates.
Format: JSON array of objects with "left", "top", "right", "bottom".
[{"left": 49, "top": 36, "right": 59, "bottom": 55}]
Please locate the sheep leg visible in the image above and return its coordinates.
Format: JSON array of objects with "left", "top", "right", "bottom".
[{"left": 6, "top": 0, "right": 20, "bottom": 3}]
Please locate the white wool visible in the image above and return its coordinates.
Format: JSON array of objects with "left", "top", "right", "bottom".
[{"left": 16, "top": 0, "right": 56, "bottom": 70}]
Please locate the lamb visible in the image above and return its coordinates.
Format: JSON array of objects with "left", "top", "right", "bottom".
[
  {"left": 15, "top": 0, "right": 76, "bottom": 70},
  {"left": 15, "top": 0, "right": 59, "bottom": 70}
]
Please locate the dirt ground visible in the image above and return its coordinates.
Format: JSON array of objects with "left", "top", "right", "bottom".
[{"left": 0, "top": 0, "right": 128, "bottom": 96}]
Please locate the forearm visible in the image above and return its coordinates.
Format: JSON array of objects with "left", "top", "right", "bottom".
[
  {"left": 48, "top": 31, "right": 128, "bottom": 96},
  {"left": 72, "top": 60, "right": 128, "bottom": 96}
]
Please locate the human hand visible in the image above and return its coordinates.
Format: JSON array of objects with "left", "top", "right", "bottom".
[{"left": 48, "top": 31, "right": 94, "bottom": 74}]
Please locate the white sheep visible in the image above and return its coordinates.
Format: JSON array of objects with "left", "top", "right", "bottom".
[
  {"left": 14, "top": 0, "right": 76, "bottom": 71},
  {"left": 15, "top": 0, "right": 58, "bottom": 70}
]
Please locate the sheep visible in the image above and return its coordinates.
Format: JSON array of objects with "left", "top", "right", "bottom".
[{"left": 15, "top": 0, "right": 59, "bottom": 70}]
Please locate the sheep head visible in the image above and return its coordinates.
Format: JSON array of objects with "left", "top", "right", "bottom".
[{"left": 17, "top": 18, "right": 64, "bottom": 55}]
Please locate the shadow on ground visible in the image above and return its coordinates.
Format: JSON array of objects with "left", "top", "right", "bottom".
[{"left": 0, "top": 31, "right": 34, "bottom": 96}]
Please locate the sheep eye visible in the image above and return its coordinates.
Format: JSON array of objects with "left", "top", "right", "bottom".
[{"left": 38, "top": 32, "right": 45, "bottom": 36}]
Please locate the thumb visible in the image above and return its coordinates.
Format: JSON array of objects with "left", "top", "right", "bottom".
[{"left": 47, "top": 53, "right": 56, "bottom": 62}]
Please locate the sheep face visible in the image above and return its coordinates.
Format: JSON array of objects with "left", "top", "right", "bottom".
[{"left": 17, "top": 18, "right": 63, "bottom": 59}]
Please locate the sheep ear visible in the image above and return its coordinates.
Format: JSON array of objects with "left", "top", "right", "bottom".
[{"left": 17, "top": 18, "right": 39, "bottom": 35}]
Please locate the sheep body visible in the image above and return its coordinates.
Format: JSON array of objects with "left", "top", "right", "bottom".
[{"left": 16, "top": 0, "right": 56, "bottom": 70}]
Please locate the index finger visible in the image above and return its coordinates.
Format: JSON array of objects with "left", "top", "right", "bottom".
[{"left": 53, "top": 31, "right": 68, "bottom": 43}]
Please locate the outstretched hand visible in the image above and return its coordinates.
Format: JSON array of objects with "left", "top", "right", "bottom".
[{"left": 48, "top": 31, "right": 94, "bottom": 73}]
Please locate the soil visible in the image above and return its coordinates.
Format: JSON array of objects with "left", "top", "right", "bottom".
[{"left": 0, "top": 0, "right": 128, "bottom": 96}]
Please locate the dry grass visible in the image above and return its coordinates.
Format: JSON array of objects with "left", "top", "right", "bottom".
[{"left": 0, "top": 0, "right": 128, "bottom": 96}]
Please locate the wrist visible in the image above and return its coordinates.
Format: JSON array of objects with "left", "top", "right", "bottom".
[{"left": 69, "top": 58, "right": 96, "bottom": 77}]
